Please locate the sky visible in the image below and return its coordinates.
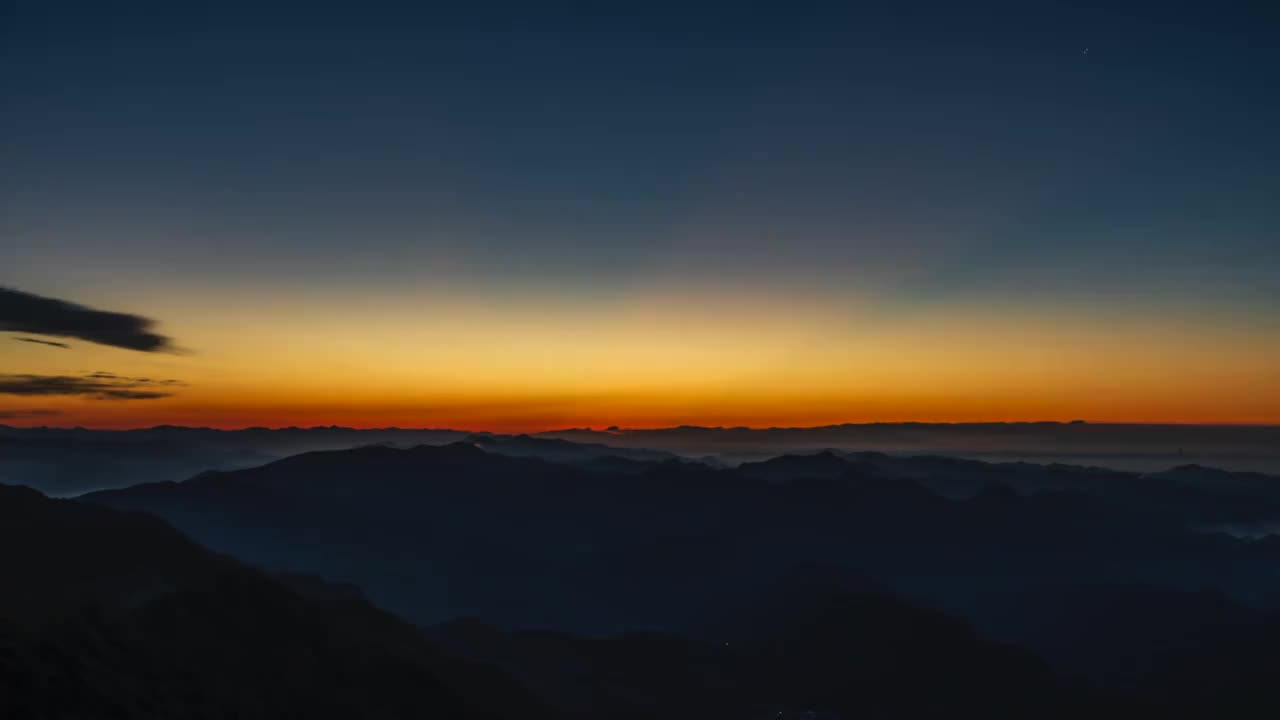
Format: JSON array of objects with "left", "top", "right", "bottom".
[{"left": 2, "top": 1, "right": 1278, "bottom": 430}]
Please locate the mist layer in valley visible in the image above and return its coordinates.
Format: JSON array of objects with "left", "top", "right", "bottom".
[{"left": 4, "top": 421, "right": 1279, "bottom": 497}]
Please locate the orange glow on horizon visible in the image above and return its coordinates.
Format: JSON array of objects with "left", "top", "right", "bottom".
[
  {"left": 6, "top": 393, "right": 1277, "bottom": 433},
  {"left": 3, "top": 284, "right": 1277, "bottom": 431}
]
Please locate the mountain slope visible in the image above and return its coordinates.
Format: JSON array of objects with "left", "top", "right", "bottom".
[{"left": 0, "top": 482, "right": 550, "bottom": 720}]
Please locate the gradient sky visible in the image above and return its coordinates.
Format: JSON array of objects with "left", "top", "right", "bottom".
[{"left": 2, "top": 1, "right": 1278, "bottom": 429}]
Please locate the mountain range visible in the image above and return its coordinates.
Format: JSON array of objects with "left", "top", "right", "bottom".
[
  {"left": 9, "top": 431, "right": 1280, "bottom": 716},
  {"left": 84, "top": 443, "right": 1280, "bottom": 681},
  {"left": 6, "top": 421, "right": 1280, "bottom": 496}
]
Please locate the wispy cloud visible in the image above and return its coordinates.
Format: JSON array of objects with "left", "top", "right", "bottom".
[
  {"left": 0, "top": 286, "right": 176, "bottom": 352},
  {"left": 14, "top": 336, "right": 71, "bottom": 349},
  {"left": 0, "top": 373, "right": 185, "bottom": 401},
  {"left": 0, "top": 408, "right": 64, "bottom": 419}
]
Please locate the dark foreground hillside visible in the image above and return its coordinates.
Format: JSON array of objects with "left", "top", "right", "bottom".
[{"left": 0, "top": 482, "right": 550, "bottom": 720}]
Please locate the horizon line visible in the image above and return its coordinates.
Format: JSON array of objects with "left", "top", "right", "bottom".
[{"left": 3, "top": 420, "right": 1279, "bottom": 433}]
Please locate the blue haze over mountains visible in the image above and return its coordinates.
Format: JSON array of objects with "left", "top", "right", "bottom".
[{"left": 4, "top": 421, "right": 1279, "bottom": 497}]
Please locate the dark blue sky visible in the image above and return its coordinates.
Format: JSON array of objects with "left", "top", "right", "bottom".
[{"left": 5, "top": 1, "right": 1276, "bottom": 289}]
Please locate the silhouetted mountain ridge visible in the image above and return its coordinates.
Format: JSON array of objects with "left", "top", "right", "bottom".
[
  {"left": 86, "top": 445, "right": 1280, "bottom": 647},
  {"left": 7, "top": 421, "right": 1280, "bottom": 495}
]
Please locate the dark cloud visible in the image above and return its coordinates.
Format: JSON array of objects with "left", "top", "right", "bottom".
[
  {"left": 0, "top": 373, "right": 184, "bottom": 401},
  {"left": 0, "top": 286, "right": 175, "bottom": 352},
  {"left": 14, "top": 337, "right": 71, "bottom": 349},
  {"left": 0, "top": 408, "right": 64, "bottom": 419},
  {"left": 85, "top": 371, "right": 184, "bottom": 386}
]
